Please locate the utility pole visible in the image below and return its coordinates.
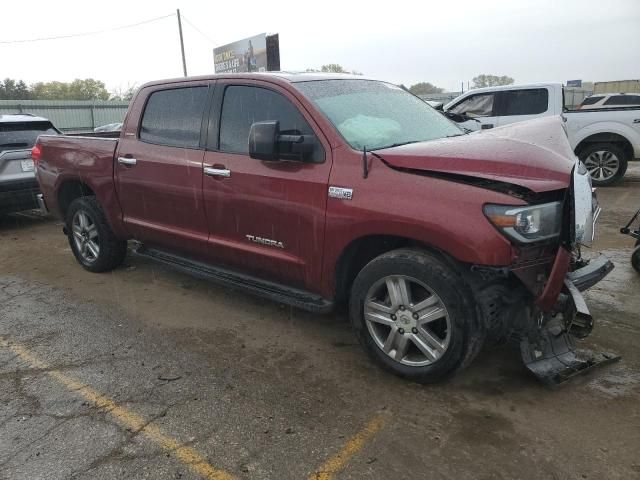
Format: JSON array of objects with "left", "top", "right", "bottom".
[{"left": 177, "top": 9, "right": 187, "bottom": 77}]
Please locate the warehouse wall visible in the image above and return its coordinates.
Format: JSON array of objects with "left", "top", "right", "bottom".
[{"left": 0, "top": 100, "right": 129, "bottom": 132}]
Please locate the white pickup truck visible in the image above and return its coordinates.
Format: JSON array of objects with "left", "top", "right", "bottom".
[{"left": 443, "top": 83, "right": 640, "bottom": 185}]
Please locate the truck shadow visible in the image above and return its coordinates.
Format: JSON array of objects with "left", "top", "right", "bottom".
[{"left": 0, "top": 211, "right": 53, "bottom": 232}]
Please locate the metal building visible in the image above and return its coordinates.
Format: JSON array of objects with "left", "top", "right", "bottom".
[
  {"left": 0, "top": 100, "right": 129, "bottom": 132},
  {"left": 593, "top": 80, "right": 640, "bottom": 94}
]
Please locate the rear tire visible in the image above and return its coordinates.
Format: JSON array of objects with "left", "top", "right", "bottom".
[
  {"left": 349, "top": 249, "right": 483, "bottom": 383},
  {"left": 65, "top": 196, "right": 127, "bottom": 273},
  {"left": 578, "top": 143, "right": 628, "bottom": 186}
]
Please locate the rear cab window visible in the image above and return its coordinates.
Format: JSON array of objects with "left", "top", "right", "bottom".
[
  {"left": 496, "top": 88, "right": 549, "bottom": 116},
  {"left": 0, "top": 122, "right": 58, "bottom": 153},
  {"left": 139, "top": 86, "right": 208, "bottom": 148}
]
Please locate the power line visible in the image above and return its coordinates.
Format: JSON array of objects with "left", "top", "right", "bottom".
[
  {"left": 0, "top": 13, "right": 175, "bottom": 44},
  {"left": 181, "top": 15, "right": 218, "bottom": 45}
]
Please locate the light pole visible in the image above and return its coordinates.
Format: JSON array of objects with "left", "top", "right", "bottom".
[{"left": 177, "top": 9, "right": 187, "bottom": 77}]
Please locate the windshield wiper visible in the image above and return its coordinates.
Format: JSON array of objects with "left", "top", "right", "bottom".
[
  {"left": 445, "top": 133, "right": 467, "bottom": 137},
  {"left": 372, "top": 140, "right": 421, "bottom": 150}
]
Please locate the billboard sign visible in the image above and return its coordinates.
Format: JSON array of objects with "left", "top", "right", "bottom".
[
  {"left": 214, "top": 33, "right": 279, "bottom": 73},
  {"left": 566, "top": 79, "right": 582, "bottom": 88}
]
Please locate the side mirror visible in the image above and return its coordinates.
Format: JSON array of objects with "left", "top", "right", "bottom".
[
  {"left": 249, "top": 121, "right": 279, "bottom": 161},
  {"left": 444, "top": 111, "right": 465, "bottom": 123},
  {"left": 249, "top": 121, "right": 309, "bottom": 162}
]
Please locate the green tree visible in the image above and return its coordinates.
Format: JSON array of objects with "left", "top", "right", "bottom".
[
  {"left": 306, "top": 64, "right": 362, "bottom": 75},
  {"left": 31, "top": 79, "right": 110, "bottom": 100},
  {"left": 321, "top": 64, "right": 347, "bottom": 73},
  {"left": 0, "top": 78, "right": 31, "bottom": 100},
  {"left": 472, "top": 74, "right": 514, "bottom": 89},
  {"left": 408, "top": 82, "right": 444, "bottom": 95}
]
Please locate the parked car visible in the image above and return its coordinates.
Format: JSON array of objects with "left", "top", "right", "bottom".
[
  {"left": 443, "top": 83, "right": 640, "bottom": 186},
  {"left": 33, "top": 74, "right": 613, "bottom": 385},
  {"left": 0, "top": 114, "right": 59, "bottom": 215},
  {"left": 578, "top": 93, "right": 640, "bottom": 109}
]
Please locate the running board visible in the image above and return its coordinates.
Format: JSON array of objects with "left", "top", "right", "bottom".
[{"left": 133, "top": 245, "right": 334, "bottom": 314}]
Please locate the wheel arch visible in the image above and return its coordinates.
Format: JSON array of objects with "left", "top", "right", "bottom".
[
  {"left": 574, "top": 131, "right": 634, "bottom": 161},
  {"left": 333, "top": 234, "right": 460, "bottom": 304},
  {"left": 57, "top": 179, "right": 96, "bottom": 218}
]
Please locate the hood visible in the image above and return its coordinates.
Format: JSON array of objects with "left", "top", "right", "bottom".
[{"left": 376, "top": 116, "right": 575, "bottom": 193}]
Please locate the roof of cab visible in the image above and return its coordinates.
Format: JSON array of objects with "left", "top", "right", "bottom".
[
  {"left": 138, "top": 71, "right": 372, "bottom": 90},
  {"left": 0, "top": 113, "right": 52, "bottom": 123}
]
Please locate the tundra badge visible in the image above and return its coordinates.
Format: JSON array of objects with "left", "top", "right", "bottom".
[
  {"left": 246, "top": 235, "right": 285, "bottom": 249},
  {"left": 328, "top": 186, "right": 353, "bottom": 200}
]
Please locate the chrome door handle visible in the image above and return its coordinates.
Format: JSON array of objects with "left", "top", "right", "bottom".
[
  {"left": 117, "top": 157, "right": 137, "bottom": 166},
  {"left": 203, "top": 166, "right": 231, "bottom": 177}
]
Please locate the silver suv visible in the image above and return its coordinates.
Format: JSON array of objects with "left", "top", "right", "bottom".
[
  {"left": 0, "top": 114, "right": 60, "bottom": 215},
  {"left": 578, "top": 93, "right": 640, "bottom": 109}
]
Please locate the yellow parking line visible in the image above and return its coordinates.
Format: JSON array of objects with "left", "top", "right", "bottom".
[
  {"left": 2, "top": 340, "right": 235, "bottom": 480},
  {"left": 309, "top": 413, "right": 387, "bottom": 480}
]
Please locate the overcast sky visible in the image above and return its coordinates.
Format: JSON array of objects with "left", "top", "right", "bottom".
[{"left": 2, "top": 0, "right": 639, "bottom": 93}]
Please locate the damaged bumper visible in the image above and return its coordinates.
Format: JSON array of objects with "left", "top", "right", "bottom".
[
  {"left": 521, "top": 255, "right": 617, "bottom": 387},
  {"left": 520, "top": 161, "right": 619, "bottom": 386}
]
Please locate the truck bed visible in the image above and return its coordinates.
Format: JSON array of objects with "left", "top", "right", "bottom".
[
  {"left": 564, "top": 107, "right": 640, "bottom": 159},
  {"left": 36, "top": 134, "right": 125, "bottom": 234}
]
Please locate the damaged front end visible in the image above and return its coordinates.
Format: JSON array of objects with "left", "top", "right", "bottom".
[{"left": 470, "top": 160, "right": 617, "bottom": 386}]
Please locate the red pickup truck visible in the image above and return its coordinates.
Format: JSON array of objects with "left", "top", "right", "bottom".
[{"left": 33, "top": 73, "right": 615, "bottom": 385}]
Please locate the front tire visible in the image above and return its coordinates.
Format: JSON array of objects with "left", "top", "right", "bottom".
[
  {"left": 349, "top": 249, "right": 483, "bottom": 383},
  {"left": 66, "top": 196, "right": 127, "bottom": 273},
  {"left": 579, "top": 143, "right": 628, "bottom": 186}
]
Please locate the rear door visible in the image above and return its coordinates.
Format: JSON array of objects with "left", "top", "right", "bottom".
[
  {"left": 446, "top": 92, "right": 497, "bottom": 131},
  {"left": 494, "top": 87, "right": 550, "bottom": 127},
  {"left": 115, "top": 84, "right": 211, "bottom": 257},
  {"left": 201, "top": 80, "right": 331, "bottom": 289}
]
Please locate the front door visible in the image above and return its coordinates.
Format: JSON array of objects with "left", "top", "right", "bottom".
[
  {"left": 115, "top": 84, "right": 211, "bottom": 256},
  {"left": 201, "top": 81, "right": 331, "bottom": 290}
]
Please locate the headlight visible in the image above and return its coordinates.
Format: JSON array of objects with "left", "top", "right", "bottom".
[{"left": 484, "top": 201, "right": 563, "bottom": 244}]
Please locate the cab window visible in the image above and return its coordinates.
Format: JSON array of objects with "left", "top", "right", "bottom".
[
  {"left": 449, "top": 93, "right": 495, "bottom": 117},
  {"left": 139, "top": 87, "right": 208, "bottom": 148}
]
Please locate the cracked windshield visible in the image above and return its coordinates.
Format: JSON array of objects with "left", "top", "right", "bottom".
[{"left": 1, "top": 1, "right": 639, "bottom": 479}]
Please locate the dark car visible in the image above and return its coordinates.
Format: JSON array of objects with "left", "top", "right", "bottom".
[{"left": 0, "top": 114, "right": 60, "bottom": 215}]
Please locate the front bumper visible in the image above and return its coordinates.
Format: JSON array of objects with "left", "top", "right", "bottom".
[{"left": 568, "top": 254, "right": 614, "bottom": 292}]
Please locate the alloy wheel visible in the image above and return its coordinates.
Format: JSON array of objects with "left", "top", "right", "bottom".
[
  {"left": 72, "top": 210, "right": 100, "bottom": 263},
  {"left": 584, "top": 150, "right": 620, "bottom": 182},
  {"left": 364, "top": 275, "right": 451, "bottom": 366}
]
